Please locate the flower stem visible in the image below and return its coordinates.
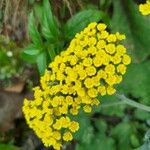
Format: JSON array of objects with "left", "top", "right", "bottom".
[
  {"left": 116, "top": 94, "right": 150, "bottom": 112},
  {"left": 101, "top": 101, "right": 125, "bottom": 108}
]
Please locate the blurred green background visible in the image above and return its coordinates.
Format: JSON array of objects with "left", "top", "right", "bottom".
[{"left": 0, "top": 0, "right": 150, "bottom": 150}]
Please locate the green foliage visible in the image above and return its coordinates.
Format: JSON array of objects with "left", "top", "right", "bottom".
[
  {"left": 111, "top": 122, "right": 134, "bottom": 150},
  {"left": 74, "top": 112, "right": 116, "bottom": 150},
  {"left": 21, "top": 44, "right": 40, "bottom": 63},
  {"left": 136, "top": 130, "right": 150, "bottom": 150},
  {"left": 28, "top": 0, "right": 36, "bottom": 5},
  {"left": 0, "top": 35, "right": 23, "bottom": 87},
  {"left": 76, "top": 135, "right": 116, "bottom": 150},
  {"left": 28, "top": 12, "right": 43, "bottom": 48},
  {"left": 22, "top": 0, "right": 61, "bottom": 75},
  {"left": 118, "top": 61, "right": 150, "bottom": 105},
  {"left": 134, "top": 109, "right": 150, "bottom": 121},
  {"left": 0, "top": 144, "right": 19, "bottom": 150},
  {"left": 63, "top": 9, "right": 105, "bottom": 40},
  {"left": 36, "top": 52, "right": 47, "bottom": 75},
  {"left": 21, "top": 0, "right": 104, "bottom": 75},
  {"left": 74, "top": 113, "right": 93, "bottom": 144},
  {"left": 74, "top": 109, "right": 145, "bottom": 150},
  {"left": 111, "top": 0, "right": 150, "bottom": 62},
  {"left": 74, "top": 109, "right": 146, "bottom": 150},
  {"left": 99, "top": 0, "right": 112, "bottom": 10}
]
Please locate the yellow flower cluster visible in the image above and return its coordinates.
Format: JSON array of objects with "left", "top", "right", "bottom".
[
  {"left": 22, "top": 22, "right": 131, "bottom": 150},
  {"left": 139, "top": 1, "right": 150, "bottom": 15}
]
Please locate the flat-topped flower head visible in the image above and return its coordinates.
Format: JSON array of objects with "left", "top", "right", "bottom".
[
  {"left": 139, "top": 1, "right": 150, "bottom": 15},
  {"left": 22, "top": 22, "right": 131, "bottom": 150}
]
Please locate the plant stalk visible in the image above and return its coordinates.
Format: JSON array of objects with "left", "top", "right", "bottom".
[{"left": 116, "top": 94, "right": 150, "bottom": 112}]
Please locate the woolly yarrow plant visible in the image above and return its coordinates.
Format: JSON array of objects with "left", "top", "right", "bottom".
[{"left": 22, "top": 22, "right": 131, "bottom": 150}]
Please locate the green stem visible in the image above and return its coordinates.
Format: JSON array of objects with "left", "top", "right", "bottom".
[
  {"left": 101, "top": 101, "right": 125, "bottom": 108},
  {"left": 116, "top": 94, "right": 150, "bottom": 112}
]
